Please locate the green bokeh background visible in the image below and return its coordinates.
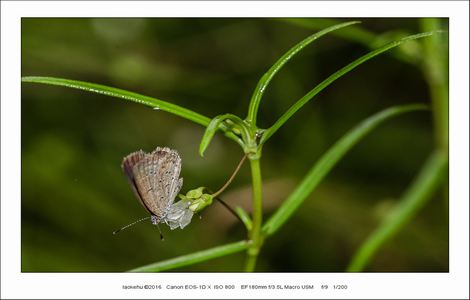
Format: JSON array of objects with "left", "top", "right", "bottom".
[{"left": 21, "top": 18, "right": 448, "bottom": 272}]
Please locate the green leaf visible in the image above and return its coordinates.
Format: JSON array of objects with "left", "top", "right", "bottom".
[
  {"left": 199, "top": 114, "right": 251, "bottom": 156},
  {"left": 280, "top": 18, "right": 421, "bottom": 64},
  {"left": 199, "top": 114, "right": 231, "bottom": 157},
  {"left": 346, "top": 150, "right": 447, "bottom": 271},
  {"left": 246, "top": 21, "right": 360, "bottom": 125},
  {"left": 188, "top": 193, "right": 213, "bottom": 213},
  {"left": 261, "top": 31, "right": 438, "bottom": 144},
  {"left": 235, "top": 206, "right": 253, "bottom": 231},
  {"left": 128, "top": 240, "right": 250, "bottom": 272},
  {"left": 22, "top": 76, "right": 211, "bottom": 127},
  {"left": 185, "top": 187, "right": 205, "bottom": 199},
  {"left": 280, "top": 18, "right": 375, "bottom": 47},
  {"left": 262, "top": 104, "right": 429, "bottom": 236}
]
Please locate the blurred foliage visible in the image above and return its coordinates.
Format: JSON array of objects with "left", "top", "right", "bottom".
[{"left": 21, "top": 18, "right": 448, "bottom": 272}]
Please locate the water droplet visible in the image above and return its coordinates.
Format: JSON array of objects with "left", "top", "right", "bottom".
[{"left": 153, "top": 106, "right": 160, "bottom": 110}]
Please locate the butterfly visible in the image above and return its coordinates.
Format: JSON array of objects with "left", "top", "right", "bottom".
[{"left": 114, "top": 147, "right": 193, "bottom": 238}]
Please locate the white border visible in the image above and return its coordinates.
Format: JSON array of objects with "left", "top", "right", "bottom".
[{"left": 1, "top": 1, "right": 469, "bottom": 299}]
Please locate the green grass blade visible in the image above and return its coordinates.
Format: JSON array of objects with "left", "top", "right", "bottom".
[
  {"left": 235, "top": 206, "right": 253, "bottom": 231},
  {"left": 246, "top": 21, "right": 360, "bottom": 125},
  {"left": 199, "top": 115, "right": 228, "bottom": 157},
  {"left": 262, "top": 104, "right": 429, "bottom": 236},
  {"left": 128, "top": 240, "right": 250, "bottom": 272},
  {"left": 22, "top": 76, "right": 211, "bottom": 127},
  {"left": 346, "top": 150, "right": 448, "bottom": 272},
  {"left": 261, "top": 31, "right": 437, "bottom": 144},
  {"left": 199, "top": 114, "right": 247, "bottom": 157},
  {"left": 280, "top": 18, "right": 376, "bottom": 47}
]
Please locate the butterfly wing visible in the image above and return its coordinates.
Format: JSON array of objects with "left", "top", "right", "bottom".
[
  {"left": 121, "top": 150, "right": 151, "bottom": 214},
  {"left": 152, "top": 147, "right": 183, "bottom": 211},
  {"left": 165, "top": 199, "right": 194, "bottom": 230},
  {"left": 122, "top": 147, "right": 182, "bottom": 220}
]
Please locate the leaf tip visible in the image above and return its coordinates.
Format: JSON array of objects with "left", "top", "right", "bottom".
[{"left": 198, "top": 144, "right": 206, "bottom": 157}]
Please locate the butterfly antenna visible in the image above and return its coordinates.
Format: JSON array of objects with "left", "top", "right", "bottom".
[{"left": 113, "top": 216, "right": 151, "bottom": 235}]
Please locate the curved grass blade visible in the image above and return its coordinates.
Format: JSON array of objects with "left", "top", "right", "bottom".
[
  {"left": 282, "top": 18, "right": 424, "bottom": 65},
  {"left": 129, "top": 240, "right": 250, "bottom": 272},
  {"left": 235, "top": 206, "right": 253, "bottom": 231},
  {"left": 199, "top": 115, "right": 230, "bottom": 157},
  {"left": 199, "top": 114, "right": 246, "bottom": 157},
  {"left": 261, "top": 31, "right": 438, "bottom": 144},
  {"left": 346, "top": 150, "right": 447, "bottom": 272},
  {"left": 22, "top": 76, "right": 211, "bottom": 127},
  {"left": 262, "top": 104, "right": 429, "bottom": 236},
  {"left": 246, "top": 21, "right": 360, "bottom": 125},
  {"left": 280, "top": 18, "right": 375, "bottom": 47}
]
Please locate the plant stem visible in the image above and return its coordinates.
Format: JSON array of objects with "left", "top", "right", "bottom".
[
  {"left": 244, "top": 158, "right": 263, "bottom": 272},
  {"left": 420, "top": 19, "right": 448, "bottom": 154},
  {"left": 420, "top": 18, "right": 449, "bottom": 214},
  {"left": 212, "top": 154, "right": 247, "bottom": 198}
]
